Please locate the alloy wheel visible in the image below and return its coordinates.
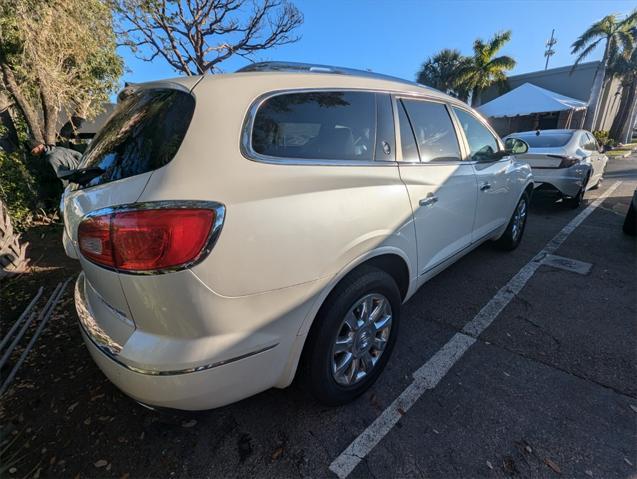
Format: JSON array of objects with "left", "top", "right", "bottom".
[{"left": 331, "top": 293, "right": 392, "bottom": 386}]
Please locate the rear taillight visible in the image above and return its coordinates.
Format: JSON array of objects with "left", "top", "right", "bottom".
[
  {"left": 78, "top": 203, "right": 224, "bottom": 272},
  {"left": 548, "top": 154, "right": 581, "bottom": 168}
]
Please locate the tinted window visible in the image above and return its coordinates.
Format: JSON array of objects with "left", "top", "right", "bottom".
[
  {"left": 518, "top": 133, "right": 573, "bottom": 148},
  {"left": 453, "top": 108, "right": 499, "bottom": 161},
  {"left": 79, "top": 88, "right": 195, "bottom": 188},
  {"left": 252, "top": 91, "right": 376, "bottom": 161},
  {"left": 402, "top": 99, "right": 461, "bottom": 162},
  {"left": 397, "top": 102, "right": 419, "bottom": 162}
]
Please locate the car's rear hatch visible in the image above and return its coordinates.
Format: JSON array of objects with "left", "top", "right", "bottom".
[{"left": 63, "top": 80, "right": 198, "bottom": 336}]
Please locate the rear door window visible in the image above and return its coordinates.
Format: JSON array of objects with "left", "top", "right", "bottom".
[
  {"left": 251, "top": 91, "right": 376, "bottom": 161},
  {"left": 401, "top": 99, "right": 461, "bottom": 162},
  {"left": 79, "top": 88, "right": 195, "bottom": 188}
]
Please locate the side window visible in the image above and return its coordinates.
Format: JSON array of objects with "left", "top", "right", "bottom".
[
  {"left": 579, "top": 133, "right": 590, "bottom": 150},
  {"left": 452, "top": 107, "right": 500, "bottom": 161},
  {"left": 251, "top": 91, "right": 376, "bottom": 161},
  {"left": 401, "top": 99, "right": 461, "bottom": 162},
  {"left": 586, "top": 133, "right": 598, "bottom": 151},
  {"left": 397, "top": 101, "right": 419, "bottom": 162}
]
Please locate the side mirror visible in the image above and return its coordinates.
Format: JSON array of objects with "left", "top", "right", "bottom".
[{"left": 504, "top": 138, "right": 529, "bottom": 155}]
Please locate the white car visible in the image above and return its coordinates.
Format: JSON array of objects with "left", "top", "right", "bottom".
[
  {"left": 64, "top": 62, "right": 533, "bottom": 410},
  {"left": 504, "top": 129, "right": 607, "bottom": 208}
]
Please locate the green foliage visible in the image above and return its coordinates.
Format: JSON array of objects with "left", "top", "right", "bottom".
[
  {"left": 0, "top": 150, "right": 38, "bottom": 229},
  {"left": 416, "top": 49, "right": 472, "bottom": 101},
  {"left": 418, "top": 31, "right": 516, "bottom": 106},
  {"left": 0, "top": 0, "right": 124, "bottom": 143},
  {"left": 593, "top": 130, "right": 617, "bottom": 147},
  {"left": 571, "top": 10, "right": 637, "bottom": 68}
]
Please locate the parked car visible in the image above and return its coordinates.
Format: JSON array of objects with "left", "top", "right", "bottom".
[
  {"left": 63, "top": 62, "right": 533, "bottom": 410},
  {"left": 504, "top": 129, "right": 607, "bottom": 208}
]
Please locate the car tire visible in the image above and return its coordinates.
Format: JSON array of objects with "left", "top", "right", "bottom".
[
  {"left": 495, "top": 191, "right": 529, "bottom": 251},
  {"left": 566, "top": 174, "right": 589, "bottom": 209},
  {"left": 301, "top": 265, "right": 401, "bottom": 406}
]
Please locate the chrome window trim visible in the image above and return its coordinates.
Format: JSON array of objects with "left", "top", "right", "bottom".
[
  {"left": 79, "top": 200, "right": 226, "bottom": 276},
  {"left": 240, "top": 87, "right": 461, "bottom": 167}
]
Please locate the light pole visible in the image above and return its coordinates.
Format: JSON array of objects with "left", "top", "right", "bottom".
[{"left": 544, "top": 29, "right": 557, "bottom": 70}]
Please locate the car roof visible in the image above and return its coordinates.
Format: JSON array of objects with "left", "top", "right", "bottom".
[{"left": 128, "top": 61, "right": 469, "bottom": 108}]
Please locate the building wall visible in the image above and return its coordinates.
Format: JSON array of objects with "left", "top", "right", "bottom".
[{"left": 480, "top": 61, "right": 599, "bottom": 104}]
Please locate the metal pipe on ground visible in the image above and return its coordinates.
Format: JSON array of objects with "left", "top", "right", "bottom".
[
  {"left": 0, "top": 282, "right": 62, "bottom": 372},
  {"left": 0, "top": 278, "right": 71, "bottom": 396},
  {"left": 0, "top": 287, "right": 43, "bottom": 352}
]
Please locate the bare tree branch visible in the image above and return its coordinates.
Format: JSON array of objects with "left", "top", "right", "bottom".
[{"left": 110, "top": 0, "right": 303, "bottom": 75}]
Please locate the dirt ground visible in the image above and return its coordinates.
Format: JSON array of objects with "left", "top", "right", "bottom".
[{"left": 1, "top": 225, "right": 199, "bottom": 479}]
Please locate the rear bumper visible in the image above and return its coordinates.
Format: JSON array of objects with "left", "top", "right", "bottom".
[
  {"left": 74, "top": 272, "right": 313, "bottom": 410},
  {"left": 531, "top": 164, "right": 588, "bottom": 197}
]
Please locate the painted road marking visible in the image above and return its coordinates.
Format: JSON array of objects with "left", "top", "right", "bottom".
[
  {"left": 542, "top": 254, "right": 593, "bottom": 275},
  {"left": 329, "top": 182, "right": 622, "bottom": 479}
]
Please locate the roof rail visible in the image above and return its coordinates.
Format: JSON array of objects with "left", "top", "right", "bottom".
[{"left": 236, "top": 61, "right": 429, "bottom": 90}]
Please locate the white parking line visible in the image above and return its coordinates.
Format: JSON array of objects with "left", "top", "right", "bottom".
[{"left": 329, "top": 182, "right": 622, "bottom": 479}]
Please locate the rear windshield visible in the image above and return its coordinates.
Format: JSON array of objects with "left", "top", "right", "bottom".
[
  {"left": 78, "top": 88, "right": 195, "bottom": 188},
  {"left": 516, "top": 133, "right": 572, "bottom": 148}
]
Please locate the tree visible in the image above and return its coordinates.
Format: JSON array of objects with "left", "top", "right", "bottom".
[
  {"left": 608, "top": 29, "right": 637, "bottom": 142},
  {"left": 571, "top": 11, "right": 637, "bottom": 131},
  {"left": 455, "top": 31, "right": 516, "bottom": 107},
  {"left": 0, "top": 0, "right": 123, "bottom": 145},
  {"left": 110, "top": 0, "right": 303, "bottom": 75},
  {"left": 416, "top": 49, "right": 471, "bottom": 101}
]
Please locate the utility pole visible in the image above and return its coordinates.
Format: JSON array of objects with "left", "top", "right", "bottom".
[{"left": 544, "top": 29, "right": 557, "bottom": 70}]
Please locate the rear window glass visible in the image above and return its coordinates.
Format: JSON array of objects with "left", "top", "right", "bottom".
[
  {"left": 251, "top": 91, "right": 376, "bottom": 161},
  {"left": 78, "top": 88, "right": 195, "bottom": 188},
  {"left": 517, "top": 133, "right": 572, "bottom": 148},
  {"left": 402, "top": 99, "right": 461, "bottom": 162}
]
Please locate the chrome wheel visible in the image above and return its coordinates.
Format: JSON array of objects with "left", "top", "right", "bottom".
[
  {"left": 331, "top": 293, "right": 392, "bottom": 386},
  {"left": 511, "top": 197, "right": 527, "bottom": 242}
]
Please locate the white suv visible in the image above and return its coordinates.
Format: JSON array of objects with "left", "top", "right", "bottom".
[{"left": 64, "top": 62, "right": 533, "bottom": 410}]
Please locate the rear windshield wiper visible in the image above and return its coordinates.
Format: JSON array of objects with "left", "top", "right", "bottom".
[{"left": 58, "top": 167, "right": 104, "bottom": 186}]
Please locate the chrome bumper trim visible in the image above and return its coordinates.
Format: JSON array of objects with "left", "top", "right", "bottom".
[{"left": 75, "top": 274, "right": 278, "bottom": 376}]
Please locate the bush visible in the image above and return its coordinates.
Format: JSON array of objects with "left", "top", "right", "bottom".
[
  {"left": 0, "top": 149, "right": 62, "bottom": 230},
  {"left": 593, "top": 130, "right": 616, "bottom": 149}
]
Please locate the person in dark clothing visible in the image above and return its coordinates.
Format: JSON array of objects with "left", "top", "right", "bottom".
[{"left": 28, "top": 140, "right": 82, "bottom": 186}]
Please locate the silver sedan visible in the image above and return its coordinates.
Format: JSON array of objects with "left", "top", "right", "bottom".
[{"left": 505, "top": 129, "right": 607, "bottom": 208}]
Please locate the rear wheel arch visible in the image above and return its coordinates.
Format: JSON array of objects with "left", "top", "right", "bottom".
[{"left": 288, "top": 253, "right": 410, "bottom": 385}]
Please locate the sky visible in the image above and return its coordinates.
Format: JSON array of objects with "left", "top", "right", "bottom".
[{"left": 117, "top": 0, "right": 636, "bottom": 89}]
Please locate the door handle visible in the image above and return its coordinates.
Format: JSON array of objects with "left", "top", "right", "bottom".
[
  {"left": 419, "top": 194, "right": 438, "bottom": 207},
  {"left": 480, "top": 182, "right": 491, "bottom": 191}
]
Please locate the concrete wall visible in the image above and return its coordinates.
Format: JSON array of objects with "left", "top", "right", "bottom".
[{"left": 481, "top": 61, "right": 599, "bottom": 104}]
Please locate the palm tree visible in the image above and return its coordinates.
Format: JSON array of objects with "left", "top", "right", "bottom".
[
  {"left": 456, "top": 31, "right": 516, "bottom": 107},
  {"left": 608, "top": 26, "right": 637, "bottom": 142},
  {"left": 571, "top": 10, "right": 637, "bottom": 130},
  {"left": 416, "top": 49, "right": 471, "bottom": 101}
]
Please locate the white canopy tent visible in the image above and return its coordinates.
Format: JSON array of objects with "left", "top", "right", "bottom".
[{"left": 477, "top": 82, "right": 588, "bottom": 118}]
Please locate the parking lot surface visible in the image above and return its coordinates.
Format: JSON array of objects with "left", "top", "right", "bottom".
[{"left": 1, "top": 155, "right": 636, "bottom": 478}]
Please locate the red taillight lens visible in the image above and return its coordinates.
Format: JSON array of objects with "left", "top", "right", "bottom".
[{"left": 78, "top": 208, "right": 217, "bottom": 272}]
